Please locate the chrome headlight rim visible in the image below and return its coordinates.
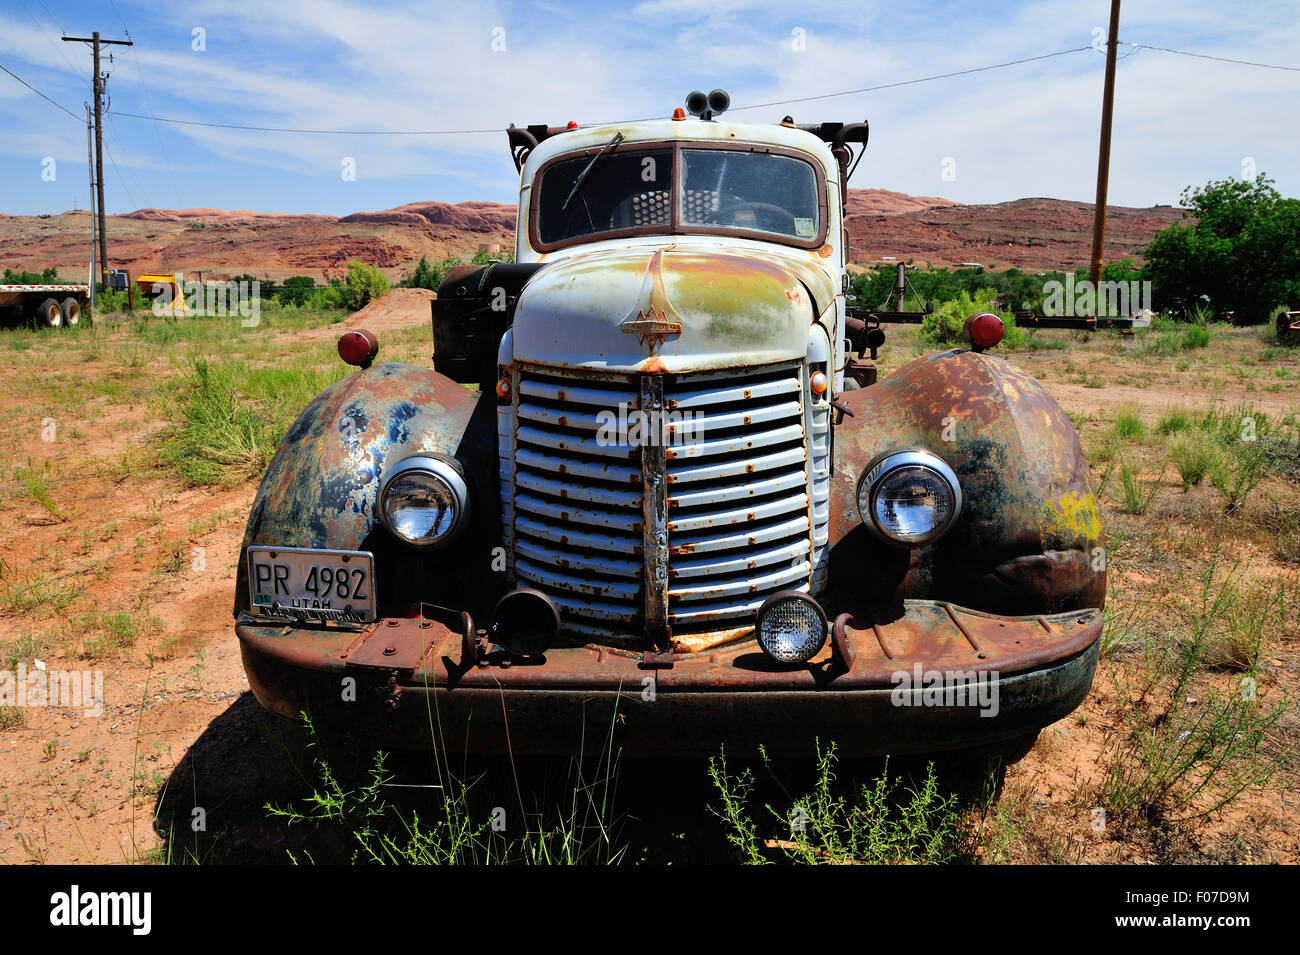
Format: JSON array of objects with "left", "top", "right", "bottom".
[
  {"left": 857, "top": 449, "right": 962, "bottom": 548},
  {"left": 377, "top": 454, "right": 470, "bottom": 549}
]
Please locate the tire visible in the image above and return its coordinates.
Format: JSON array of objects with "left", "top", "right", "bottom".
[
  {"left": 36, "top": 297, "right": 62, "bottom": 328},
  {"left": 60, "top": 297, "right": 81, "bottom": 328},
  {"left": 1279, "top": 311, "right": 1293, "bottom": 345}
]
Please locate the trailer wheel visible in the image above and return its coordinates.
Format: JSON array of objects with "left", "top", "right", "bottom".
[
  {"left": 37, "top": 297, "right": 62, "bottom": 328},
  {"left": 60, "top": 297, "right": 81, "bottom": 327},
  {"left": 1278, "top": 310, "right": 1293, "bottom": 345}
]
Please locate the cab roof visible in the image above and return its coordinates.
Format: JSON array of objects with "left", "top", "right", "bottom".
[{"left": 513, "top": 117, "right": 852, "bottom": 184}]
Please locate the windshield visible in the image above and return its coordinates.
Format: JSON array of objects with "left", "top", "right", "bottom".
[{"left": 534, "top": 145, "right": 822, "bottom": 247}]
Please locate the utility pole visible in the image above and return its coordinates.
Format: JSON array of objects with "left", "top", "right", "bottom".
[
  {"left": 86, "top": 103, "right": 96, "bottom": 310},
  {"left": 64, "top": 31, "right": 132, "bottom": 290},
  {"left": 1089, "top": 0, "right": 1121, "bottom": 286}
]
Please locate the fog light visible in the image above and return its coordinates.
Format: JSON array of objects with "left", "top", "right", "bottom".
[
  {"left": 492, "top": 588, "right": 560, "bottom": 657},
  {"left": 755, "top": 590, "right": 828, "bottom": 664}
]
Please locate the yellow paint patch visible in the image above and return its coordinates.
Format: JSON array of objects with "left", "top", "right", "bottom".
[{"left": 1041, "top": 490, "right": 1102, "bottom": 542}]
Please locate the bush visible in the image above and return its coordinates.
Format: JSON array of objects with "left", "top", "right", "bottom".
[
  {"left": 276, "top": 276, "right": 318, "bottom": 307},
  {"left": 707, "top": 742, "right": 978, "bottom": 864},
  {"left": 92, "top": 288, "right": 134, "bottom": 314},
  {"left": 1156, "top": 406, "right": 1192, "bottom": 434},
  {"left": 1113, "top": 405, "right": 1145, "bottom": 440},
  {"left": 921, "top": 288, "right": 1026, "bottom": 348},
  {"left": 1170, "top": 433, "right": 1218, "bottom": 489},
  {"left": 3, "top": 266, "right": 58, "bottom": 283},
  {"left": 1100, "top": 558, "right": 1290, "bottom": 823},
  {"left": 342, "top": 259, "right": 389, "bottom": 311}
]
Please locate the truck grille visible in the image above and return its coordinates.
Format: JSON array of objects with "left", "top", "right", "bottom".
[{"left": 500, "top": 361, "right": 828, "bottom": 649}]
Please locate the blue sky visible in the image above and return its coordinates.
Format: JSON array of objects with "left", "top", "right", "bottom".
[{"left": 1, "top": 0, "right": 1297, "bottom": 217}]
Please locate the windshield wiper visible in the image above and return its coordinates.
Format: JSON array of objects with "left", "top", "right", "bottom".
[{"left": 561, "top": 132, "right": 624, "bottom": 211}]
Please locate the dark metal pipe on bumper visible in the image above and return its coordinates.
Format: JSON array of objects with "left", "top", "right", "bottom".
[{"left": 235, "top": 601, "right": 1101, "bottom": 758}]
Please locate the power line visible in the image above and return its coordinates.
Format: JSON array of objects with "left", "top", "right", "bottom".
[
  {"left": 0, "top": 61, "right": 81, "bottom": 119},
  {"left": 113, "top": 111, "right": 502, "bottom": 135},
  {"left": 58, "top": 40, "right": 1300, "bottom": 141},
  {"left": 110, "top": 47, "right": 1097, "bottom": 135},
  {"left": 102, "top": 140, "right": 140, "bottom": 213},
  {"left": 107, "top": 0, "right": 183, "bottom": 206},
  {"left": 727, "top": 46, "right": 1095, "bottom": 111},
  {"left": 16, "top": 0, "right": 86, "bottom": 82},
  {"left": 106, "top": 116, "right": 150, "bottom": 211},
  {"left": 1130, "top": 43, "right": 1300, "bottom": 72}
]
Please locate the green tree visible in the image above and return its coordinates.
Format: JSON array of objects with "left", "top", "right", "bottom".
[
  {"left": 1144, "top": 175, "right": 1300, "bottom": 324},
  {"left": 277, "top": 275, "right": 317, "bottom": 307},
  {"left": 342, "top": 259, "right": 390, "bottom": 310},
  {"left": 403, "top": 256, "right": 440, "bottom": 290}
]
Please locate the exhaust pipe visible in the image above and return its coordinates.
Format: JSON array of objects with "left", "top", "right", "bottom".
[{"left": 491, "top": 588, "right": 561, "bottom": 657}]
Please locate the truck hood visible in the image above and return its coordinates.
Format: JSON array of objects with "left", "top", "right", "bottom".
[{"left": 510, "top": 246, "right": 832, "bottom": 374}]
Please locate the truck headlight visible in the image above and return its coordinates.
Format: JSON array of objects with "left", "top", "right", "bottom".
[
  {"left": 377, "top": 456, "right": 470, "bottom": 548},
  {"left": 857, "top": 450, "right": 961, "bottom": 547}
]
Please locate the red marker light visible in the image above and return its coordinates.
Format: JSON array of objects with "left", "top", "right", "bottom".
[
  {"left": 566, "top": 120, "right": 579, "bottom": 130},
  {"left": 964, "top": 313, "right": 1004, "bottom": 352},
  {"left": 338, "top": 329, "right": 379, "bottom": 368},
  {"left": 672, "top": 108, "right": 686, "bottom": 121}
]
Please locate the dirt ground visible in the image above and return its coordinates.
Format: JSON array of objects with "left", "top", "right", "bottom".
[{"left": 0, "top": 297, "right": 1296, "bottom": 864}]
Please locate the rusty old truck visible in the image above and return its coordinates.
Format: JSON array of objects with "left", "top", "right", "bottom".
[{"left": 233, "top": 91, "right": 1106, "bottom": 761}]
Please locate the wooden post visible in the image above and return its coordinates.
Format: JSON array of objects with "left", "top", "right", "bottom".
[{"left": 1089, "top": 0, "right": 1122, "bottom": 286}]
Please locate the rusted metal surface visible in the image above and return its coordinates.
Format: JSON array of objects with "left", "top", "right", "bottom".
[
  {"left": 1278, "top": 310, "right": 1300, "bottom": 344},
  {"left": 640, "top": 374, "right": 670, "bottom": 648},
  {"left": 830, "top": 348, "right": 1105, "bottom": 616},
  {"left": 236, "top": 597, "right": 1100, "bottom": 756},
  {"left": 510, "top": 245, "right": 831, "bottom": 374},
  {"left": 233, "top": 362, "right": 503, "bottom": 621}
]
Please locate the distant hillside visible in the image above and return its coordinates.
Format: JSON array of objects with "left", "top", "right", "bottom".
[{"left": 0, "top": 190, "right": 1185, "bottom": 281}]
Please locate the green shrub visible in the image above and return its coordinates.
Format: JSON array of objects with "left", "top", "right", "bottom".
[
  {"left": 1156, "top": 406, "right": 1192, "bottom": 434},
  {"left": 1182, "top": 325, "right": 1210, "bottom": 349},
  {"left": 707, "top": 743, "right": 977, "bottom": 864},
  {"left": 1101, "top": 558, "right": 1291, "bottom": 822},
  {"left": 1113, "top": 406, "right": 1144, "bottom": 440},
  {"left": 921, "top": 288, "right": 1025, "bottom": 348},
  {"left": 1170, "top": 434, "right": 1218, "bottom": 489},
  {"left": 342, "top": 259, "right": 389, "bottom": 311},
  {"left": 1117, "top": 460, "right": 1161, "bottom": 514}
]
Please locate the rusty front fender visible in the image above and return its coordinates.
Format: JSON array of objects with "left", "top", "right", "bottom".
[
  {"left": 829, "top": 349, "right": 1105, "bottom": 615},
  {"left": 233, "top": 362, "right": 501, "bottom": 619}
]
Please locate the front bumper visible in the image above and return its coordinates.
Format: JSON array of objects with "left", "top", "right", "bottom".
[{"left": 235, "top": 599, "right": 1101, "bottom": 757}]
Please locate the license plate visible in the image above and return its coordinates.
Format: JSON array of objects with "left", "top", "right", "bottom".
[{"left": 246, "top": 546, "right": 376, "bottom": 623}]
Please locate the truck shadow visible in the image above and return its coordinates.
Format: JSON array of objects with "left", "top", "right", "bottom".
[{"left": 155, "top": 693, "right": 1002, "bottom": 864}]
